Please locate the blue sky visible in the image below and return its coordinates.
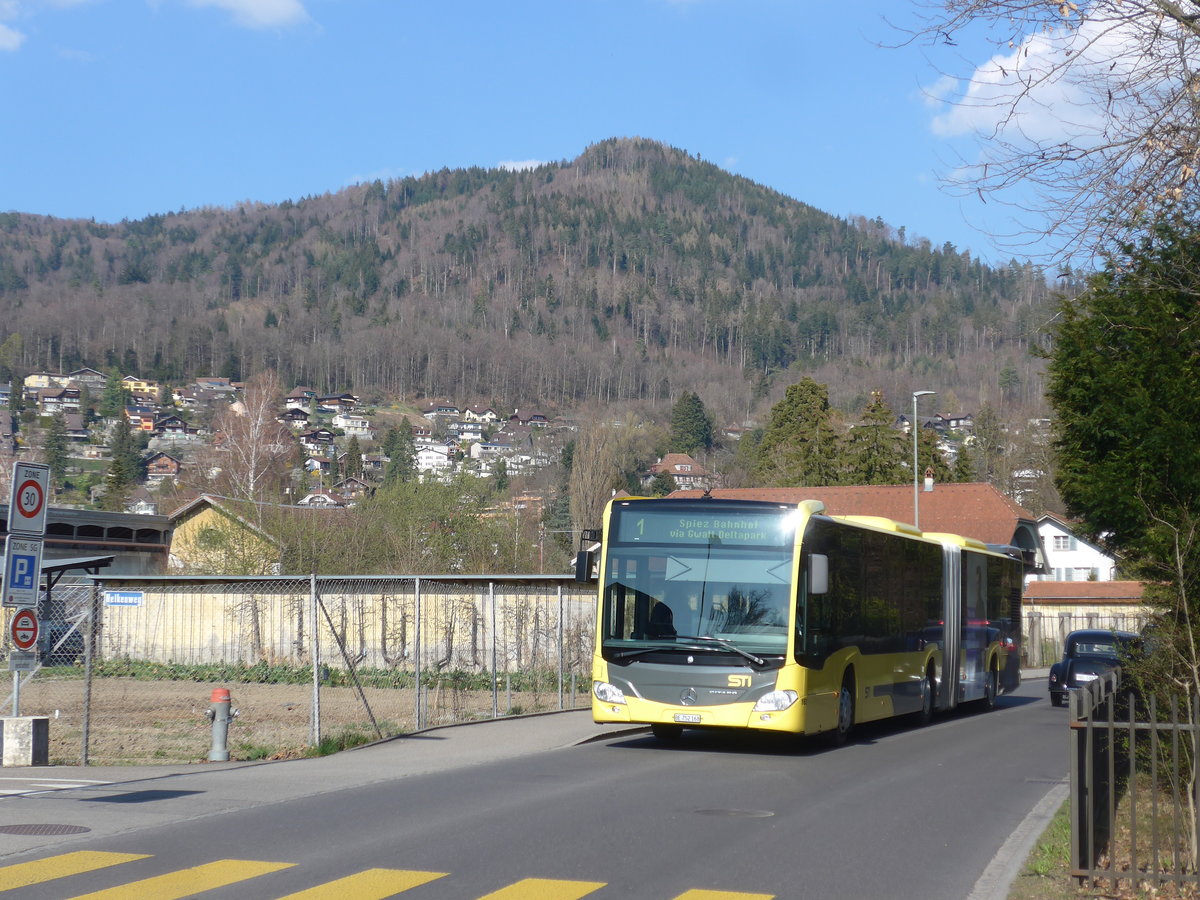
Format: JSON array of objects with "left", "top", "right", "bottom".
[{"left": 1, "top": 1, "right": 1044, "bottom": 265}]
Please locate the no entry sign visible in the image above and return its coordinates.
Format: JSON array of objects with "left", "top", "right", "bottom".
[{"left": 10, "top": 607, "right": 38, "bottom": 651}]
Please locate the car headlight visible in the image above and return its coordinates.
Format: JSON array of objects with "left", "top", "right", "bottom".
[
  {"left": 753, "top": 690, "right": 798, "bottom": 712},
  {"left": 593, "top": 680, "right": 626, "bottom": 705}
]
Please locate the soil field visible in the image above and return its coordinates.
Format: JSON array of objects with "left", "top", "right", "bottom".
[{"left": 10, "top": 677, "right": 584, "bottom": 766}]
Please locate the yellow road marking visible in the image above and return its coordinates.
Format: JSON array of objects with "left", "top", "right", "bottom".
[
  {"left": 673, "top": 892, "right": 775, "bottom": 900},
  {"left": 64, "top": 858, "right": 294, "bottom": 900},
  {"left": 274, "top": 867, "right": 447, "bottom": 899},
  {"left": 478, "top": 877, "right": 606, "bottom": 900},
  {"left": 0, "top": 851, "right": 149, "bottom": 891}
]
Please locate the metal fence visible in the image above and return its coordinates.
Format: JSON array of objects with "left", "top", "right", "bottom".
[
  {"left": 1023, "top": 610, "right": 1151, "bottom": 668},
  {"left": 1070, "top": 669, "right": 1200, "bottom": 890},
  {"left": 1, "top": 575, "right": 596, "bottom": 766}
]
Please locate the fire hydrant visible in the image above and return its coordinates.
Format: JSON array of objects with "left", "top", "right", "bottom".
[{"left": 205, "top": 688, "right": 238, "bottom": 761}]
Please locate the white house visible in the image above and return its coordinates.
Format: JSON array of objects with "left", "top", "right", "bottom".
[
  {"left": 416, "top": 443, "right": 454, "bottom": 479},
  {"left": 1032, "top": 512, "right": 1118, "bottom": 582},
  {"left": 332, "top": 413, "right": 375, "bottom": 440}
]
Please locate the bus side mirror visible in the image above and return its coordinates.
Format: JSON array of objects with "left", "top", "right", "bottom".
[
  {"left": 574, "top": 529, "right": 601, "bottom": 583},
  {"left": 574, "top": 549, "right": 596, "bottom": 583},
  {"left": 808, "top": 554, "right": 828, "bottom": 594}
]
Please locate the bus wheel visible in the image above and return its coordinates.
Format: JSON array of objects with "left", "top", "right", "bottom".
[
  {"left": 917, "top": 668, "right": 936, "bottom": 726},
  {"left": 827, "top": 674, "right": 855, "bottom": 746},
  {"left": 651, "top": 723, "right": 683, "bottom": 741},
  {"left": 982, "top": 666, "right": 998, "bottom": 711}
]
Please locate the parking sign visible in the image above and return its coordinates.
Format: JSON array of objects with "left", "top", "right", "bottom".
[{"left": 3, "top": 536, "right": 43, "bottom": 608}]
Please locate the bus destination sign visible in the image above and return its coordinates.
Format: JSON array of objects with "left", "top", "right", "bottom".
[{"left": 615, "top": 509, "right": 791, "bottom": 547}]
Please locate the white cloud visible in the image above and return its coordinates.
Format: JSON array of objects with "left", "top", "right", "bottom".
[
  {"left": 497, "top": 159, "right": 545, "bottom": 172},
  {"left": 925, "top": 18, "right": 1137, "bottom": 145},
  {"left": 186, "top": 0, "right": 309, "bottom": 29},
  {"left": 0, "top": 21, "right": 24, "bottom": 51}
]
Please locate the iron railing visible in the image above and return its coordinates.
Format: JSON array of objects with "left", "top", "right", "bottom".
[{"left": 1070, "top": 669, "right": 1200, "bottom": 889}]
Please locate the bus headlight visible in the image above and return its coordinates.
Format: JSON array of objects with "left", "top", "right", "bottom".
[
  {"left": 593, "top": 681, "right": 626, "bottom": 705},
  {"left": 753, "top": 690, "right": 798, "bottom": 712}
]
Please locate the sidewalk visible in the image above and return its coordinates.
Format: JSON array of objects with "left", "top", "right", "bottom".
[{"left": 0, "top": 709, "right": 641, "bottom": 858}]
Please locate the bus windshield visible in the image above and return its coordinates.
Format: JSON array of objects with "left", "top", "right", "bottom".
[{"left": 600, "top": 504, "right": 797, "bottom": 659}]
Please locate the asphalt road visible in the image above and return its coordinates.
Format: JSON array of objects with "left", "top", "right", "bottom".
[{"left": 0, "top": 676, "right": 1066, "bottom": 899}]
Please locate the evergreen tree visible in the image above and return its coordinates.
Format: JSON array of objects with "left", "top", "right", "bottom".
[
  {"left": 951, "top": 439, "right": 976, "bottom": 483},
  {"left": 916, "top": 425, "right": 952, "bottom": 486},
  {"left": 844, "top": 391, "right": 908, "bottom": 485},
  {"left": 669, "top": 391, "right": 714, "bottom": 455},
  {"left": 382, "top": 422, "right": 416, "bottom": 485},
  {"left": 493, "top": 457, "right": 509, "bottom": 493},
  {"left": 44, "top": 410, "right": 69, "bottom": 494},
  {"left": 648, "top": 470, "right": 676, "bottom": 496},
  {"left": 98, "top": 369, "right": 125, "bottom": 419},
  {"left": 344, "top": 436, "right": 363, "bottom": 479},
  {"left": 752, "top": 378, "right": 845, "bottom": 486},
  {"left": 1048, "top": 212, "right": 1200, "bottom": 589},
  {"left": 102, "top": 415, "right": 141, "bottom": 509}
]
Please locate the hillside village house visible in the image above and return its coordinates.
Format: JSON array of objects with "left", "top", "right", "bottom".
[
  {"left": 463, "top": 406, "right": 501, "bottom": 424},
  {"left": 144, "top": 451, "right": 182, "bottom": 485},
  {"left": 644, "top": 453, "right": 711, "bottom": 491},
  {"left": 67, "top": 367, "right": 107, "bottom": 392},
  {"left": 318, "top": 393, "right": 358, "bottom": 414},
  {"left": 37, "top": 386, "right": 81, "bottom": 415},
  {"left": 422, "top": 402, "right": 460, "bottom": 420},
  {"left": 416, "top": 443, "right": 453, "bottom": 479},
  {"left": 285, "top": 386, "right": 318, "bottom": 410},
  {"left": 332, "top": 413, "right": 375, "bottom": 439},
  {"left": 121, "top": 375, "right": 160, "bottom": 398},
  {"left": 279, "top": 408, "right": 311, "bottom": 430},
  {"left": 299, "top": 428, "right": 338, "bottom": 455}
]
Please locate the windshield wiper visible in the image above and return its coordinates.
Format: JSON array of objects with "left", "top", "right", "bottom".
[
  {"left": 673, "top": 634, "right": 766, "bottom": 667},
  {"left": 610, "top": 636, "right": 767, "bottom": 667}
]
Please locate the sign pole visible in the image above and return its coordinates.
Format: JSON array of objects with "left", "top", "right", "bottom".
[{"left": 12, "top": 672, "right": 18, "bottom": 717}]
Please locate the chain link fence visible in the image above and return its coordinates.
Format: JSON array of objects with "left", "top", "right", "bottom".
[{"left": 2, "top": 575, "right": 595, "bottom": 766}]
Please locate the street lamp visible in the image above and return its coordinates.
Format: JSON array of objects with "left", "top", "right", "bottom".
[{"left": 912, "top": 390, "right": 936, "bottom": 529}]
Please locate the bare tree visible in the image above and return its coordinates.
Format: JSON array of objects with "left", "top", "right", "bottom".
[
  {"left": 205, "top": 370, "right": 295, "bottom": 508},
  {"left": 908, "top": 0, "right": 1200, "bottom": 258}
]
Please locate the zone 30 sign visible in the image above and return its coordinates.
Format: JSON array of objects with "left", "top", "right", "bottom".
[{"left": 7, "top": 462, "right": 49, "bottom": 536}]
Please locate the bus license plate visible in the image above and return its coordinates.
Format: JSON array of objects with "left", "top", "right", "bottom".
[{"left": 674, "top": 713, "right": 701, "bottom": 724}]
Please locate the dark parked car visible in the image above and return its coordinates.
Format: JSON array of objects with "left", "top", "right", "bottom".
[{"left": 1049, "top": 628, "right": 1139, "bottom": 706}]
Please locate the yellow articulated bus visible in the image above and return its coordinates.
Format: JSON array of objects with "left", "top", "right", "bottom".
[{"left": 578, "top": 496, "right": 1023, "bottom": 743}]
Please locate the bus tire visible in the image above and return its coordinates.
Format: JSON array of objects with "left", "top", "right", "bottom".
[
  {"left": 917, "top": 666, "right": 936, "bottom": 726},
  {"left": 651, "top": 723, "right": 683, "bottom": 741},
  {"left": 982, "top": 664, "right": 999, "bottom": 711},
  {"left": 827, "top": 672, "right": 855, "bottom": 746}
]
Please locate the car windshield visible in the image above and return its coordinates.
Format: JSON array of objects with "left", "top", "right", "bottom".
[{"left": 1071, "top": 640, "right": 1122, "bottom": 658}]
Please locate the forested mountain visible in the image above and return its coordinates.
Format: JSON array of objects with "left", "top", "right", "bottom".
[{"left": 0, "top": 138, "right": 1061, "bottom": 423}]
